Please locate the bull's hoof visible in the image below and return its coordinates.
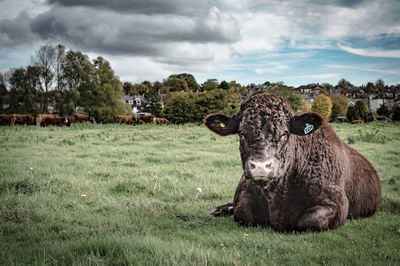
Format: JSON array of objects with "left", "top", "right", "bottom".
[{"left": 210, "top": 205, "right": 234, "bottom": 217}]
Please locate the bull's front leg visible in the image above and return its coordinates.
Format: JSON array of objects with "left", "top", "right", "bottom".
[
  {"left": 210, "top": 202, "right": 234, "bottom": 216},
  {"left": 296, "top": 196, "right": 348, "bottom": 232}
]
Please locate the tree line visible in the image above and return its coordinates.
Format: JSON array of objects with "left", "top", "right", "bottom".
[{"left": 1, "top": 44, "right": 399, "bottom": 123}]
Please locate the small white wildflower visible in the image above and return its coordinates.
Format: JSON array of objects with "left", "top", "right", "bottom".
[
  {"left": 197, "top": 187, "right": 202, "bottom": 193},
  {"left": 29, "top": 167, "right": 33, "bottom": 171}
]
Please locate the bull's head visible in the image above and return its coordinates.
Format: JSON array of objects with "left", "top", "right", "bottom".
[{"left": 205, "top": 93, "right": 325, "bottom": 187}]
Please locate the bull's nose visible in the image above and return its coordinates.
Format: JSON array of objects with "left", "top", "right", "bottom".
[{"left": 247, "top": 159, "right": 273, "bottom": 178}]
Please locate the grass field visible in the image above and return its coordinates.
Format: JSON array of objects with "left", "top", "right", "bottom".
[{"left": 1, "top": 122, "right": 399, "bottom": 265}]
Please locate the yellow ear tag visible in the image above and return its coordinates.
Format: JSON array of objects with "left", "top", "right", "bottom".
[{"left": 220, "top": 122, "right": 226, "bottom": 128}]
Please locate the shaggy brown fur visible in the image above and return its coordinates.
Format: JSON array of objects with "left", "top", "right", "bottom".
[{"left": 205, "top": 93, "right": 381, "bottom": 232}]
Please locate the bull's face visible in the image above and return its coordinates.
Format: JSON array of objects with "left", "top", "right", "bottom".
[{"left": 205, "top": 93, "right": 324, "bottom": 187}]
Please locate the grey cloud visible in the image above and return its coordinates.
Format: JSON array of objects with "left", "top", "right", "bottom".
[
  {"left": 0, "top": 11, "right": 38, "bottom": 48},
  {"left": 47, "top": 0, "right": 208, "bottom": 15},
  {"left": 28, "top": 6, "right": 239, "bottom": 56}
]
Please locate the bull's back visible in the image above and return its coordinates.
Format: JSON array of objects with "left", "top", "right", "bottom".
[{"left": 345, "top": 145, "right": 381, "bottom": 219}]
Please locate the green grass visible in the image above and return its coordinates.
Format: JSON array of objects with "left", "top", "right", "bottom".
[{"left": 1, "top": 122, "right": 399, "bottom": 265}]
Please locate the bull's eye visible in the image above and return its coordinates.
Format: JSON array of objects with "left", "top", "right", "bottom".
[
  {"left": 280, "top": 132, "right": 289, "bottom": 144},
  {"left": 239, "top": 131, "right": 245, "bottom": 139}
]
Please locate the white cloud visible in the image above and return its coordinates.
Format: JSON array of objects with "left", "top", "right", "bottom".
[{"left": 338, "top": 43, "right": 400, "bottom": 58}]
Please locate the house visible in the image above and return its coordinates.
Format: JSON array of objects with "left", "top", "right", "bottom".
[
  {"left": 369, "top": 97, "right": 394, "bottom": 112},
  {"left": 123, "top": 95, "right": 152, "bottom": 115}
]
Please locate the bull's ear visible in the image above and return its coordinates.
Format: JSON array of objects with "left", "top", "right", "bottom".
[
  {"left": 289, "top": 112, "right": 325, "bottom": 136},
  {"left": 204, "top": 113, "right": 240, "bottom": 136}
]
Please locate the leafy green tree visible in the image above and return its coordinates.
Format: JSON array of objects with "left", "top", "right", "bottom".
[
  {"left": 62, "top": 50, "right": 94, "bottom": 115},
  {"left": 346, "top": 100, "right": 375, "bottom": 122},
  {"left": 89, "top": 57, "right": 129, "bottom": 122},
  {"left": 377, "top": 104, "right": 391, "bottom": 117},
  {"left": 123, "top": 81, "right": 134, "bottom": 95},
  {"left": 337, "top": 78, "right": 352, "bottom": 88},
  {"left": 364, "top": 82, "right": 378, "bottom": 94},
  {"left": 392, "top": 105, "right": 400, "bottom": 121},
  {"left": 354, "top": 100, "right": 371, "bottom": 122},
  {"left": 312, "top": 94, "right": 332, "bottom": 120},
  {"left": 8, "top": 66, "right": 42, "bottom": 114},
  {"left": 219, "top": 80, "right": 230, "bottom": 90},
  {"left": 287, "top": 94, "right": 304, "bottom": 112},
  {"left": 164, "top": 77, "right": 189, "bottom": 92},
  {"left": 346, "top": 106, "right": 357, "bottom": 122},
  {"left": 321, "top": 83, "right": 333, "bottom": 90},
  {"left": 172, "top": 73, "right": 200, "bottom": 92},
  {"left": 329, "top": 94, "right": 348, "bottom": 120},
  {"left": 164, "top": 91, "right": 196, "bottom": 123},
  {"left": 202, "top": 79, "right": 219, "bottom": 91}
]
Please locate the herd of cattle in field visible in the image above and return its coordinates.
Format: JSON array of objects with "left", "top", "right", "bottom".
[{"left": 0, "top": 113, "right": 170, "bottom": 126}]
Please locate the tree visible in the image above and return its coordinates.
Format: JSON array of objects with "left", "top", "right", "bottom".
[
  {"left": 364, "top": 82, "right": 378, "bottom": 94},
  {"left": 219, "top": 80, "right": 230, "bottom": 90},
  {"left": 8, "top": 66, "right": 42, "bottom": 114},
  {"left": 321, "top": 83, "right": 333, "bottom": 90},
  {"left": 337, "top": 78, "right": 352, "bottom": 88},
  {"left": 53, "top": 44, "right": 66, "bottom": 114},
  {"left": 172, "top": 73, "right": 200, "bottom": 92},
  {"left": 377, "top": 104, "right": 391, "bottom": 117},
  {"left": 0, "top": 72, "right": 8, "bottom": 113},
  {"left": 164, "top": 91, "right": 196, "bottom": 123},
  {"left": 301, "top": 99, "right": 311, "bottom": 113},
  {"left": 90, "top": 56, "right": 129, "bottom": 122},
  {"left": 392, "top": 105, "right": 400, "bottom": 121},
  {"left": 329, "top": 94, "right": 348, "bottom": 120},
  {"left": 375, "top": 79, "right": 385, "bottom": 93},
  {"left": 312, "top": 94, "right": 332, "bottom": 120},
  {"left": 202, "top": 79, "right": 219, "bottom": 91},
  {"left": 287, "top": 94, "right": 304, "bottom": 112},
  {"left": 346, "top": 106, "right": 357, "bottom": 122},
  {"left": 346, "top": 100, "right": 375, "bottom": 122},
  {"left": 62, "top": 50, "right": 94, "bottom": 115},
  {"left": 164, "top": 76, "right": 189, "bottom": 92},
  {"left": 31, "top": 45, "right": 56, "bottom": 113}
]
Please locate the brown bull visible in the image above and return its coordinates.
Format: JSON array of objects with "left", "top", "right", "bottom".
[{"left": 205, "top": 93, "right": 381, "bottom": 232}]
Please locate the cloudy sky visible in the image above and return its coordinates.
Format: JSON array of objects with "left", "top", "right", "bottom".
[{"left": 1, "top": 0, "right": 400, "bottom": 86}]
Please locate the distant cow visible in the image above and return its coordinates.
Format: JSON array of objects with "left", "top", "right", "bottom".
[
  {"left": 0, "top": 114, "right": 13, "bottom": 125},
  {"left": 12, "top": 114, "right": 35, "bottom": 126},
  {"left": 351, "top": 120, "right": 364, "bottom": 124},
  {"left": 114, "top": 115, "right": 136, "bottom": 124},
  {"left": 205, "top": 93, "right": 381, "bottom": 232},
  {"left": 140, "top": 115, "right": 157, "bottom": 124},
  {"left": 36, "top": 114, "right": 59, "bottom": 126},
  {"left": 36, "top": 114, "right": 69, "bottom": 127},
  {"left": 43, "top": 116, "right": 69, "bottom": 127},
  {"left": 72, "top": 114, "right": 96, "bottom": 123},
  {"left": 0, "top": 114, "right": 34, "bottom": 126},
  {"left": 156, "top": 117, "right": 170, "bottom": 125}
]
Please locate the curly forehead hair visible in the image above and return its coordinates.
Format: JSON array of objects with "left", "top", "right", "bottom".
[{"left": 240, "top": 93, "right": 294, "bottom": 122}]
